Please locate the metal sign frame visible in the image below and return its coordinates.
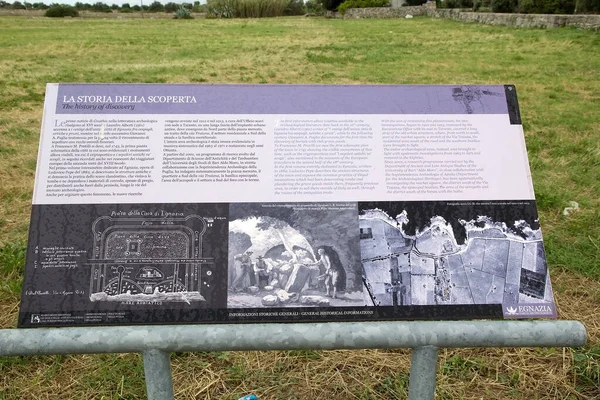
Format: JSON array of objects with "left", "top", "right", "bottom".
[{"left": 0, "top": 320, "right": 587, "bottom": 399}]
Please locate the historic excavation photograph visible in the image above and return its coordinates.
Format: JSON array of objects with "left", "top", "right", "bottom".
[
  {"left": 359, "top": 201, "right": 555, "bottom": 308},
  {"left": 227, "top": 202, "right": 365, "bottom": 308}
]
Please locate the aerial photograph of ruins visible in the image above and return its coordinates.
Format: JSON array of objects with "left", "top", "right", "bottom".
[{"left": 359, "top": 201, "right": 555, "bottom": 310}]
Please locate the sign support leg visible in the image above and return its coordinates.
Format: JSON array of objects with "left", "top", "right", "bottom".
[
  {"left": 143, "top": 349, "right": 174, "bottom": 400},
  {"left": 408, "top": 345, "right": 439, "bottom": 400}
]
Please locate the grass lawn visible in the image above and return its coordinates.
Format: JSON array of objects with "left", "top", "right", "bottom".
[{"left": 0, "top": 15, "right": 599, "bottom": 399}]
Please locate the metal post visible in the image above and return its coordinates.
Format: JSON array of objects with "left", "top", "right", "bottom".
[
  {"left": 408, "top": 346, "right": 439, "bottom": 400},
  {"left": 143, "top": 349, "right": 174, "bottom": 400}
]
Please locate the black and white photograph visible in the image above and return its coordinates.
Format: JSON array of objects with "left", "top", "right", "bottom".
[
  {"left": 359, "top": 201, "right": 555, "bottom": 311},
  {"left": 227, "top": 202, "right": 365, "bottom": 308}
]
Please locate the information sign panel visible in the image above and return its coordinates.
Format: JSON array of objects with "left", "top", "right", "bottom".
[{"left": 18, "top": 84, "right": 556, "bottom": 327}]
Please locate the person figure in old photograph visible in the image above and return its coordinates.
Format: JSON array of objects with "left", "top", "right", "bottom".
[
  {"left": 310, "top": 248, "right": 342, "bottom": 298},
  {"left": 253, "top": 255, "right": 271, "bottom": 289},
  {"left": 232, "top": 251, "right": 255, "bottom": 291}
]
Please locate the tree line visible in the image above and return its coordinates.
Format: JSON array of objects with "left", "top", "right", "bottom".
[{"left": 0, "top": 0, "right": 208, "bottom": 12}]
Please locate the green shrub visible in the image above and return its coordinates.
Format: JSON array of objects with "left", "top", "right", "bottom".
[
  {"left": 192, "top": 0, "right": 207, "bottom": 10},
  {"left": 404, "top": 0, "right": 426, "bottom": 5},
  {"left": 305, "top": 0, "right": 325, "bottom": 13},
  {"left": 517, "top": 0, "right": 576, "bottom": 13},
  {"left": 174, "top": 4, "right": 194, "bottom": 17},
  {"left": 575, "top": 0, "right": 599, "bottom": 12},
  {"left": 119, "top": 6, "right": 133, "bottom": 12},
  {"left": 164, "top": 1, "right": 178, "bottom": 12},
  {"left": 207, "top": 0, "right": 289, "bottom": 17},
  {"left": 283, "top": 0, "right": 305, "bottom": 14},
  {"left": 321, "top": 0, "right": 344, "bottom": 10},
  {"left": 206, "top": 0, "right": 236, "bottom": 17},
  {"left": 441, "top": 0, "right": 473, "bottom": 7},
  {"left": 496, "top": 0, "right": 576, "bottom": 12},
  {"left": 517, "top": 0, "right": 535, "bottom": 11},
  {"left": 45, "top": 4, "right": 79, "bottom": 16},
  {"left": 338, "top": 0, "right": 389, "bottom": 14},
  {"left": 491, "top": 0, "right": 517, "bottom": 11},
  {"left": 473, "top": 0, "right": 491, "bottom": 10},
  {"left": 90, "top": 1, "right": 111, "bottom": 12},
  {"left": 545, "top": 0, "right": 576, "bottom": 13},
  {"left": 148, "top": 0, "right": 164, "bottom": 11}
]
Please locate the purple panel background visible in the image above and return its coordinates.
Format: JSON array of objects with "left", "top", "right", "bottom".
[{"left": 55, "top": 84, "right": 510, "bottom": 115}]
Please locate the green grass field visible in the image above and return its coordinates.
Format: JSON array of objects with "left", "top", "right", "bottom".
[{"left": 0, "top": 15, "right": 599, "bottom": 399}]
